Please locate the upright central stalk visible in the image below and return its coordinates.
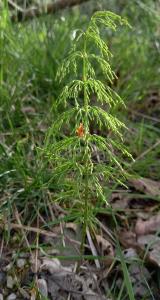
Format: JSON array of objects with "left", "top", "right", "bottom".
[
  {"left": 83, "top": 36, "right": 88, "bottom": 126},
  {"left": 80, "top": 34, "right": 89, "bottom": 254}
]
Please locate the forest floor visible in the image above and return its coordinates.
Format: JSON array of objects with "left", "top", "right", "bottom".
[{"left": 1, "top": 179, "right": 160, "bottom": 300}]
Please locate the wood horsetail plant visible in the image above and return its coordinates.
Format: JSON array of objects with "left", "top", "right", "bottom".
[{"left": 44, "top": 11, "right": 132, "bottom": 250}]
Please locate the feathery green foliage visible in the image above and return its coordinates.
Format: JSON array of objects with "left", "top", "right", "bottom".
[{"left": 44, "top": 11, "right": 132, "bottom": 248}]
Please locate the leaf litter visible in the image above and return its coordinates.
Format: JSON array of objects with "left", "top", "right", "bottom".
[{"left": 1, "top": 177, "right": 160, "bottom": 299}]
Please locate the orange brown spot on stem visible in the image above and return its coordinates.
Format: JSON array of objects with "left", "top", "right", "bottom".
[{"left": 76, "top": 123, "right": 85, "bottom": 137}]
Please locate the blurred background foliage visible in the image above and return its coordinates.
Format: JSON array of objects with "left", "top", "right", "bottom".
[{"left": 0, "top": 0, "right": 160, "bottom": 216}]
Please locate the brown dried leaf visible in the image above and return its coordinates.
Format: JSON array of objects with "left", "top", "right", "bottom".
[
  {"left": 135, "top": 214, "right": 160, "bottom": 235},
  {"left": 30, "top": 253, "right": 41, "bottom": 273},
  {"left": 111, "top": 192, "right": 130, "bottom": 209},
  {"left": 130, "top": 178, "right": 160, "bottom": 196},
  {"left": 119, "top": 230, "right": 137, "bottom": 248},
  {"left": 43, "top": 222, "right": 82, "bottom": 259},
  {"left": 21, "top": 106, "right": 35, "bottom": 114},
  {"left": 40, "top": 258, "right": 72, "bottom": 275},
  {"left": 85, "top": 291, "right": 109, "bottom": 300},
  {"left": 137, "top": 234, "right": 160, "bottom": 266},
  {"left": 65, "top": 222, "right": 78, "bottom": 231},
  {"left": 47, "top": 268, "right": 101, "bottom": 299},
  {"left": 95, "top": 235, "right": 114, "bottom": 266}
]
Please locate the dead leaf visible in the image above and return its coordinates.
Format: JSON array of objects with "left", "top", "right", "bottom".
[
  {"left": 43, "top": 222, "right": 82, "bottom": 260},
  {"left": 47, "top": 270, "right": 93, "bottom": 299},
  {"left": 128, "top": 264, "right": 151, "bottom": 298},
  {"left": 19, "top": 288, "right": 30, "bottom": 299},
  {"left": 85, "top": 290, "right": 108, "bottom": 300},
  {"left": 130, "top": 178, "right": 160, "bottom": 196},
  {"left": 37, "top": 121, "right": 47, "bottom": 132},
  {"left": 111, "top": 192, "right": 130, "bottom": 209},
  {"left": 40, "top": 258, "right": 72, "bottom": 275},
  {"left": 96, "top": 235, "right": 114, "bottom": 266},
  {"left": 29, "top": 253, "right": 41, "bottom": 273},
  {"left": 37, "top": 279, "right": 48, "bottom": 298},
  {"left": 65, "top": 222, "right": 78, "bottom": 231},
  {"left": 137, "top": 234, "right": 160, "bottom": 266},
  {"left": 136, "top": 212, "right": 150, "bottom": 220},
  {"left": 123, "top": 248, "right": 138, "bottom": 260},
  {"left": 135, "top": 214, "right": 160, "bottom": 235},
  {"left": 21, "top": 106, "right": 35, "bottom": 114},
  {"left": 119, "top": 230, "right": 137, "bottom": 249},
  {"left": 116, "top": 263, "right": 151, "bottom": 299}
]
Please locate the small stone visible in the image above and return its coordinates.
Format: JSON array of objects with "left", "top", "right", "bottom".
[
  {"left": 0, "top": 294, "right": 3, "bottom": 300},
  {"left": 16, "top": 258, "right": 26, "bottom": 268},
  {"left": 7, "top": 294, "right": 17, "bottom": 300},
  {"left": 37, "top": 279, "right": 48, "bottom": 297},
  {"left": 7, "top": 276, "right": 14, "bottom": 289}
]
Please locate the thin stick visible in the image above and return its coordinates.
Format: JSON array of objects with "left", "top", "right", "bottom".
[
  {"left": 8, "top": 0, "right": 24, "bottom": 11},
  {"left": 132, "top": 110, "right": 160, "bottom": 123},
  {"left": 35, "top": 215, "right": 40, "bottom": 279},
  {"left": 0, "top": 236, "right": 4, "bottom": 258},
  {"left": 86, "top": 228, "right": 100, "bottom": 269},
  {"left": 3, "top": 222, "right": 57, "bottom": 238},
  {"left": 11, "top": 0, "right": 90, "bottom": 22},
  {"left": 131, "top": 139, "right": 160, "bottom": 164},
  {"left": 14, "top": 206, "right": 32, "bottom": 256}
]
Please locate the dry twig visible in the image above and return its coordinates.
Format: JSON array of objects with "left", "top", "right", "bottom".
[{"left": 11, "top": 0, "right": 90, "bottom": 22}]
